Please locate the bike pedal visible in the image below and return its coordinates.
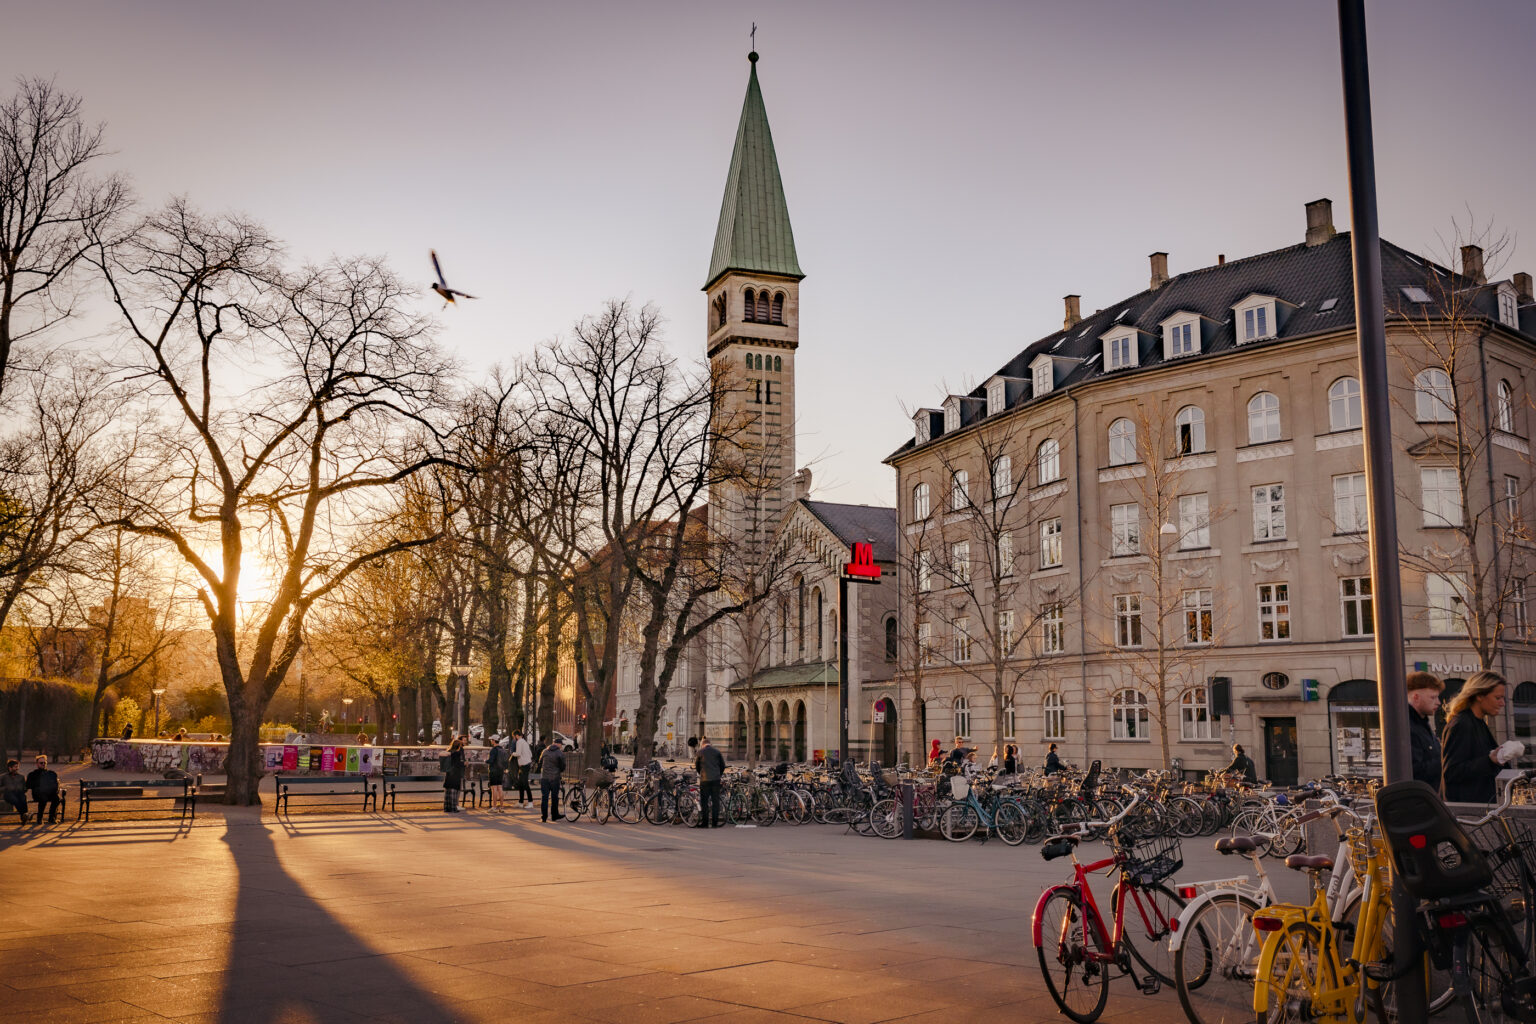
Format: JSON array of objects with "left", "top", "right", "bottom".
[{"left": 1139, "top": 978, "right": 1161, "bottom": 995}]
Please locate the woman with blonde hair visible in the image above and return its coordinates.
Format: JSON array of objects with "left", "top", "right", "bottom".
[{"left": 1441, "top": 671, "right": 1522, "bottom": 802}]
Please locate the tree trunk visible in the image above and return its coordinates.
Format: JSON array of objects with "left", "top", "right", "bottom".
[
  {"left": 537, "top": 634, "right": 558, "bottom": 744},
  {"left": 398, "top": 682, "right": 418, "bottom": 746},
  {"left": 481, "top": 678, "right": 499, "bottom": 736},
  {"left": 226, "top": 689, "right": 266, "bottom": 805}
]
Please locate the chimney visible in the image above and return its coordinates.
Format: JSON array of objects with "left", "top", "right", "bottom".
[
  {"left": 1217, "top": 254, "right": 1226, "bottom": 265},
  {"left": 1460, "top": 244, "right": 1487, "bottom": 285},
  {"left": 1149, "top": 252, "right": 1169, "bottom": 290},
  {"left": 1063, "top": 294, "right": 1081, "bottom": 329},
  {"left": 1515, "top": 272, "right": 1533, "bottom": 302},
  {"left": 1305, "top": 198, "right": 1336, "bottom": 247}
]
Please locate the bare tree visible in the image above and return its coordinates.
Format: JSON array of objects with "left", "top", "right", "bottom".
[
  {"left": 0, "top": 78, "right": 130, "bottom": 395},
  {"left": 94, "top": 200, "right": 457, "bottom": 803}
]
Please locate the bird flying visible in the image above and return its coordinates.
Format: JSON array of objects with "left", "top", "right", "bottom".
[{"left": 430, "top": 250, "right": 478, "bottom": 306}]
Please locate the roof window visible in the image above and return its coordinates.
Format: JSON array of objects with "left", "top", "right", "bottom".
[
  {"left": 1318, "top": 298, "right": 1338, "bottom": 312},
  {"left": 1401, "top": 286, "right": 1433, "bottom": 304}
]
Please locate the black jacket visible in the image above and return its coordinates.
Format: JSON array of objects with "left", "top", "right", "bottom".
[
  {"left": 1043, "top": 751, "right": 1063, "bottom": 774},
  {"left": 695, "top": 744, "right": 726, "bottom": 782},
  {"left": 443, "top": 748, "right": 465, "bottom": 789},
  {"left": 539, "top": 744, "right": 565, "bottom": 782},
  {"left": 25, "top": 767, "right": 59, "bottom": 800},
  {"left": 1224, "top": 754, "right": 1259, "bottom": 784},
  {"left": 1409, "top": 709, "right": 1443, "bottom": 792},
  {"left": 1442, "top": 714, "right": 1500, "bottom": 803}
]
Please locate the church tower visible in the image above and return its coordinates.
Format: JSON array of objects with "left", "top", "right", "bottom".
[{"left": 705, "top": 50, "right": 804, "bottom": 553}]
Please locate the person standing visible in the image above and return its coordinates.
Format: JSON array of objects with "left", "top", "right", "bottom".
[
  {"left": 1406, "top": 671, "right": 1445, "bottom": 791},
  {"left": 487, "top": 736, "right": 508, "bottom": 810},
  {"left": 1223, "top": 744, "right": 1259, "bottom": 784},
  {"left": 928, "top": 739, "right": 942, "bottom": 765},
  {"left": 1043, "top": 743, "right": 1063, "bottom": 775},
  {"left": 1001, "top": 744, "right": 1019, "bottom": 775},
  {"left": 695, "top": 736, "right": 726, "bottom": 828},
  {"left": 513, "top": 731, "right": 534, "bottom": 808},
  {"left": 1442, "top": 671, "right": 1519, "bottom": 803},
  {"left": 442, "top": 737, "right": 465, "bottom": 813},
  {"left": 538, "top": 736, "right": 566, "bottom": 822},
  {"left": 3, "top": 759, "right": 26, "bottom": 823},
  {"left": 25, "top": 755, "right": 61, "bottom": 825}
]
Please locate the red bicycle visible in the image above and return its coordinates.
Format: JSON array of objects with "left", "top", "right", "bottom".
[{"left": 1030, "top": 790, "right": 1203, "bottom": 1023}]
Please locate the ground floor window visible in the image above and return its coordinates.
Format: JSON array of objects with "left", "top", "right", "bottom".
[
  {"left": 1180, "top": 685, "right": 1215, "bottom": 740},
  {"left": 953, "top": 695, "right": 971, "bottom": 737},
  {"left": 1111, "top": 689, "right": 1148, "bottom": 740},
  {"left": 1043, "top": 692, "right": 1065, "bottom": 740}
]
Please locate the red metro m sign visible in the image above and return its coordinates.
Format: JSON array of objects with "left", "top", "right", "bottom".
[{"left": 843, "top": 542, "right": 881, "bottom": 580}]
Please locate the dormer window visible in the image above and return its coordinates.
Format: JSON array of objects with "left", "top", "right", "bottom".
[
  {"left": 987, "top": 379, "right": 1006, "bottom": 416},
  {"left": 1498, "top": 284, "right": 1519, "bottom": 329},
  {"left": 1032, "top": 356, "right": 1054, "bottom": 397},
  {"left": 944, "top": 399, "right": 960, "bottom": 434},
  {"left": 1103, "top": 330, "right": 1138, "bottom": 371},
  {"left": 1161, "top": 312, "right": 1200, "bottom": 360},
  {"left": 1234, "top": 295, "right": 1278, "bottom": 343},
  {"left": 1243, "top": 305, "right": 1269, "bottom": 341},
  {"left": 914, "top": 410, "right": 935, "bottom": 445}
]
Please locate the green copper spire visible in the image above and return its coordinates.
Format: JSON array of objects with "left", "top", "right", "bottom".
[{"left": 704, "top": 52, "right": 804, "bottom": 290}]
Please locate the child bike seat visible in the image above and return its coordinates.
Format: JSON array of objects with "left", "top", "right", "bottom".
[{"left": 1374, "top": 780, "right": 1492, "bottom": 900}]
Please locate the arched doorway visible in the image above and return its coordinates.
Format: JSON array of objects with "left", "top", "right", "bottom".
[
  {"left": 760, "top": 703, "right": 775, "bottom": 761},
  {"left": 793, "top": 701, "right": 807, "bottom": 762},
  {"left": 733, "top": 703, "right": 747, "bottom": 759},
  {"left": 1328, "top": 679, "right": 1381, "bottom": 776},
  {"left": 777, "top": 701, "right": 791, "bottom": 761},
  {"left": 873, "top": 696, "right": 897, "bottom": 767}
]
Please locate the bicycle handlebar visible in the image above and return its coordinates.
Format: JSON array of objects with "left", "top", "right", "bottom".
[{"left": 1457, "top": 768, "right": 1535, "bottom": 828}]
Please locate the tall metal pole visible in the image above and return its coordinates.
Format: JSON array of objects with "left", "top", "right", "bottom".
[
  {"left": 1336, "top": 1, "right": 1425, "bottom": 1015},
  {"left": 838, "top": 574, "right": 850, "bottom": 764}
]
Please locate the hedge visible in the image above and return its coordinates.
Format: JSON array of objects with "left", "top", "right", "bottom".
[{"left": 0, "top": 677, "right": 95, "bottom": 758}]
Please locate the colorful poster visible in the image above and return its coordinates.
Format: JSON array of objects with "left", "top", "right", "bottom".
[
  {"left": 263, "top": 747, "right": 283, "bottom": 771},
  {"left": 358, "top": 748, "right": 373, "bottom": 774},
  {"left": 306, "top": 748, "right": 321, "bottom": 771},
  {"left": 346, "top": 748, "right": 360, "bottom": 773},
  {"left": 382, "top": 748, "right": 400, "bottom": 774},
  {"left": 283, "top": 745, "right": 298, "bottom": 770},
  {"left": 321, "top": 747, "right": 336, "bottom": 773}
]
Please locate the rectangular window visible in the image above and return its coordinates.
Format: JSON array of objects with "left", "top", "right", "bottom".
[
  {"left": 1341, "top": 576, "right": 1374, "bottom": 638},
  {"left": 1178, "top": 493, "right": 1210, "bottom": 549},
  {"left": 1427, "top": 573, "right": 1467, "bottom": 636},
  {"left": 954, "top": 617, "right": 972, "bottom": 663},
  {"left": 951, "top": 470, "right": 969, "bottom": 511},
  {"left": 1258, "top": 582, "right": 1291, "bottom": 641},
  {"left": 1115, "top": 594, "right": 1143, "bottom": 648},
  {"left": 993, "top": 456, "right": 1013, "bottom": 497},
  {"left": 951, "top": 541, "right": 970, "bottom": 585},
  {"left": 1041, "top": 603, "right": 1065, "bottom": 654},
  {"left": 998, "top": 610, "right": 1015, "bottom": 653},
  {"left": 1181, "top": 686, "right": 1216, "bottom": 741},
  {"left": 1034, "top": 361, "right": 1052, "bottom": 396},
  {"left": 1244, "top": 305, "right": 1269, "bottom": 341},
  {"left": 1252, "top": 483, "right": 1286, "bottom": 541},
  {"left": 916, "top": 621, "right": 933, "bottom": 665},
  {"left": 1040, "top": 518, "right": 1063, "bottom": 568},
  {"left": 996, "top": 532, "right": 1014, "bottom": 577},
  {"left": 987, "top": 380, "right": 1005, "bottom": 416},
  {"left": 1108, "top": 334, "right": 1134, "bottom": 370},
  {"left": 1506, "top": 475, "right": 1521, "bottom": 528},
  {"left": 1111, "top": 503, "right": 1140, "bottom": 556},
  {"left": 1183, "top": 589, "right": 1213, "bottom": 644},
  {"left": 1334, "top": 473, "right": 1368, "bottom": 534},
  {"left": 1514, "top": 578, "right": 1529, "bottom": 639},
  {"left": 917, "top": 550, "right": 933, "bottom": 592},
  {"left": 1043, "top": 695, "right": 1065, "bottom": 740},
  {"left": 1169, "top": 321, "right": 1195, "bottom": 357},
  {"left": 1421, "top": 467, "right": 1463, "bottom": 527}
]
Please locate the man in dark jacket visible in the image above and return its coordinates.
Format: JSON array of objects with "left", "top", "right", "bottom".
[
  {"left": 1043, "top": 743, "right": 1063, "bottom": 775},
  {"left": 538, "top": 738, "right": 565, "bottom": 822},
  {"left": 695, "top": 737, "right": 726, "bottom": 828},
  {"left": 1223, "top": 745, "right": 1259, "bottom": 785},
  {"left": 3, "top": 759, "right": 26, "bottom": 822},
  {"left": 25, "top": 755, "right": 61, "bottom": 825},
  {"left": 1406, "top": 671, "right": 1444, "bottom": 791}
]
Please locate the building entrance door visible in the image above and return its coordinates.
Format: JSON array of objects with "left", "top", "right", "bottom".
[
  {"left": 873, "top": 697, "right": 897, "bottom": 767},
  {"left": 1263, "top": 717, "right": 1299, "bottom": 787}
]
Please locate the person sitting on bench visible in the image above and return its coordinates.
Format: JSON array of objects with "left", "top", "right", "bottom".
[
  {"left": 3, "top": 759, "right": 26, "bottom": 822},
  {"left": 25, "top": 755, "right": 61, "bottom": 825}
]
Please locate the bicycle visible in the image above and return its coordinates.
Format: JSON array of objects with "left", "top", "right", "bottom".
[
  {"left": 1032, "top": 790, "right": 1201, "bottom": 1023},
  {"left": 938, "top": 775, "right": 1030, "bottom": 845}
]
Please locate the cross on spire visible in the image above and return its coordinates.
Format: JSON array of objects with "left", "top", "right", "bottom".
[{"left": 750, "top": 22, "right": 757, "bottom": 51}]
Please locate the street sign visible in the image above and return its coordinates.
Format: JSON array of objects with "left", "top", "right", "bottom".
[
  {"left": 844, "top": 542, "right": 881, "bottom": 579},
  {"left": 872, "top": 710, "right": 886, "bottom": 724}
]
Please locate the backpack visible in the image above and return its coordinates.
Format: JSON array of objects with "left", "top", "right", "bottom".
[{"left": 600, "top": 753, "right": 618, "bottom": 772}]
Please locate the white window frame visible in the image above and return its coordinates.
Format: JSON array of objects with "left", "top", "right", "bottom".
[
  {"left": 1032, "top": 356, "right": 1054, "bottom": 397},
  {"left": 1163, "top": 316, "right": 1198, "bottom": 360},
  {"left": 1252, "top": 483, "right": 1286, "bottom": 541},
  {"left": 1178, "top": 493, "right": 1210, "bottom": 550},
  {"left": 987, "top": 379, "right": 1006, "bottom": 416},
  {"left": 916, "top": 621, "right": 933, "bottom": 665},
  {"left": 1104, "top": 330, "right": 1138, "bottom": 371},
  {"left": 1328, "top": 376, "right": 1362, "bottom": 431},
  {"left": 915, "top": 412, "right": 932, "bottom": 445},
  {"left": 1506, "top": 475, "right": 1521, "bottom": 526},
  {"left": 1421, "top": 467, "right": 1463, "bottom": 527},
  {"left": 992, "top": 455, "right": 1013, "bottom": 497},
  {"left": 1513, "top": 578, "right": 1529, "bottom": 639},
  {"left": 1258, "top": 582, "right": 1291, "bottom": 641},
  {"left": 1108, "top": 417, "right": 1137, "bottom": 466},
  {"left": 911, "top": 482, "right": 930, "bottom": 521},
  {"left": 953, "top": 617, "right": 972, "bottom": 663},
  {"left": 1237, "top": 299, "right": 1275, "bottom": 343},
  {"left": 998, "top": 609, "right": 1015, "bottom": 653},
  {"left": 1176, "top": 405, "right": 1206, "bottom": 455},
  {"left": 917, "top": 550, "right": 933, "bottom": 592},
  {"left": 1110, "top": 689, "right": 1149, "bottom": 741},
  {"left": 953, "top": 695, "right": 971, "bottom": 737},
  {"left": 1427, "top": 573, "right": 1468, "bottom": 636},
  {"left": 1040, "top": 517, "right": 1063, "bottom": 568},
  {"left": 1037, "top": 438, "right": 1061, "bottom": 484},
  {"left": 1042, "top": 692, "right": 1065, "bottom": 740},
  {"left": 1110, "top": 503, "right": 1140, "bottom": 556},
  {"left": 1497, "top": 380, "right": 1515, "bottom": 433},
  {"left": 1341, "top": 575, "right": 1374, "bottom": 638},
  {"left": 1183, "top": 588, "right": 1213, "bottom": 644},
  {"left": 1003, "top": 698, "right": 1017, "bottom": 742},
  {"left": 944, "top": 400, "right": 960, "bottom": 434},
  {"left": 1180, "top": 685, "right": 1217, "bottom": 741},
  {"left": 1415, "top": 368, "right": 1455, "bottom": 422},
  {"left": 950, "top": 541, "right": 971, "bottom": 585},
  {"left": 951, "top": 469, "right": 969, "bottom": 511},
  {"left": 1499, "top": 285, "right": 1519, "bottom": 329},
  {"left": 996, "top": 532, "right": 1014, "bottom": 577},
  {"left": 1247, "top": 392, "right": 1281, "bottom": 444},
  {"left": 1334, "top": 472, "right": 1368, "bottom": 534},
  {"left": 1041, "top": 603, "right": 1064, "bottom": 654},
  {"left": 1114, "top": 593, "right": 1143, "bottom": 648}
]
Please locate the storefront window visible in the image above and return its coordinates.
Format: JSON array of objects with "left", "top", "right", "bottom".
[
  {"left": 1514, "top": 682, "right": 1536, "bottom": 742},
  {"left": 1328, "top": 678, "right": 1382, "bottom": 777}
]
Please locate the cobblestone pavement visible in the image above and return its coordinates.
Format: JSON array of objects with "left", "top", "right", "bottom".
[{"left": 0, "top": 783, "right": 1311, "bottom": 1024}]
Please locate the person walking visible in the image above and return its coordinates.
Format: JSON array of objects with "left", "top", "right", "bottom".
[
  {"left": 538, "top": 736, "right": 566, "bottom": 822},
  {"left": 1223, "top": 744, "right": 1259, "bottom": 784},
  {"left": 1043, "top": 743, "right": 1063, "bottom": 775},
  {"left": 25, "top": 755, "right": 61, "bottom": 825},
  {"left": 1406, "top": 671, "right": 1445, "bottom": 791},
  {"left": 695, "top": 736, "right": 726, "bottom": 828},
  {"left": 487, "top": 736, "right": 509, "bottom": 810},
  {"left": 3, "top": 759, "right": 26, "bottom": 823},
  {"left": 1443, "top": 670, "right": 1521, "bottom": 803},
  {"left": 513, "top": 730, "right": 534, "bottom": 808},
  {"left": 442, "top": 737, "right": 465, "bottom": 813},
  {"left": 1001, "top": 743, "right": 1019, "bottom": 775}
]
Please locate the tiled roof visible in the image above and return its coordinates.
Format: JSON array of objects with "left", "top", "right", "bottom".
[
  {"left": 704, "top": 54, "right": 803, "bottom": 289},
  {"left": 801, "top": 500, "right": 899, "bottom": 561},
  {"left": 728, "top": 662, "right": 837, "bottom": 691}
]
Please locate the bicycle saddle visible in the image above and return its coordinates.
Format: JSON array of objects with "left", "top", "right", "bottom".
[
  {"left": 1041, "top": 835, "right": 1079, "bottom": 861},
  {"left": 1284, "top": 854, "right": 1334, "bottom": 871},
  {"left": 1215, "top": 836, "right": 1261, "bottom": 855}
]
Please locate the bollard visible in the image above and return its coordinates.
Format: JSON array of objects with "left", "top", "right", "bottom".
[{"left": 901, "top": 781, "right": 915, "bottom": 840}]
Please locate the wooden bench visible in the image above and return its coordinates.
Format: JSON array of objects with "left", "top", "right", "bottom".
[
  {"left": 274, "top": 774, "right": 376, "bottom": 814},
  {"left": 79, "top": 778, "right": 195, "bottom": 822},
  {"left": 378, "top": 774, "right": 462, "bottom": 812}
]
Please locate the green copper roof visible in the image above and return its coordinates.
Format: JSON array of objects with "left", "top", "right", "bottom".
[{"left": 704, "top": 53, "right": 804, "bottom": 290}]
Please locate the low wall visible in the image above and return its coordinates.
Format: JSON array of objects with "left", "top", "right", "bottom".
[{"left": 89, "top": 738, "right": 492, "bottom": 776}]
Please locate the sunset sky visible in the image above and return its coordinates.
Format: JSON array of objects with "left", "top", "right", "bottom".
[{"left": 6, "top": 0, "right": 1535, "bottom": 506}]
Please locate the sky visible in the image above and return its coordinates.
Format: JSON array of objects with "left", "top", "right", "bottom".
[{"left": 6, "top": 0, "right": 1536, "bottom": 508}]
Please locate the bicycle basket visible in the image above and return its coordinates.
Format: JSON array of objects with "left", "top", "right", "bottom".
[
  {"left": 1467, "top": 816, "right": 1536, "bottom": 902},
  {"left": 880, "top": 769, "right": 900, "bottom": 788},
  {"left": 950, "top": 777, "right": 970, "bottom": 800},
  {"left": 1118, "top": 833, "right": 1183, "bottom": 884}
]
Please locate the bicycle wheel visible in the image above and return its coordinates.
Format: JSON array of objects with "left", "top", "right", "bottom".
[
  {"left": 678, "top": 792, "right": 700, "bottom": 827},
  {"left": 994, "top": 801, "right": 1029, "bottom": 846},
  {"left": 869, "top": 797, "right": 903, "bottom": 839},
  {"left": 751, "top": 789, "right": 777, "bottom": 826},
  {"left": 940, "top": 803, "right": 979, "bottom": 842},
  {"left": 1462, "top": 921, "right": 1529, "bottom": 1024},
  {"left": 1339, "top": 889, "right": 1455, "bottom": 1021},
  {"left": 1199, "top": 799, "right": 1224, "bottom": 836},
  {"left": 564, "top": 787, "right": 586, "bottom": 822},
  {"left": 1036, "top": 888, "right": 1111, "bottom": 1024},
  {"left": 1171, "top": 796, "right": 1206, "bottom": 839},
  {"left": 777, "top": 788, "right": 809, "bottom": 824},
  {"left": 1255, "top": 921, "right": 1327, "bottom": 1024},
  {"left": 1175, "top": 891, "right": 1263, "bottom": 1024},
  {"left": 643, "top": 791, "right": 674, "bottom": 825},
  {"left": 1020, "top": 798, "right": 1050, "bottom": 844},
  {"left": 611, "top": 787, "right": 641, "bottom": 824},
  {"left": 1113, "top": 881, "right": 1186, "bottom": 987},
  {"left": 591, "top": 789, "right": 611, "bottom": 824}
]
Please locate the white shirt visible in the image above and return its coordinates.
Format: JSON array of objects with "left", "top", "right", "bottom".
[{"left": 514, "top": 738, "right": 533, "bottom": 766}]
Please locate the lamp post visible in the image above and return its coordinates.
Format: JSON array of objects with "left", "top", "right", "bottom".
[
  {"left": 152, "top": 687, "right": 166, "bottom": 736},
  {"left": 342, "top": 697, "right": 353, "bottom": 729},
  {"left": 451, "top": 665, "right": 471, "bottom": 739}
]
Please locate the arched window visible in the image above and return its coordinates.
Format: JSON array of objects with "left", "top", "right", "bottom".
[
  {"left": 953, "top": 695, "right": 972, "bottom": 737},
  {"left": 1415, "top": 368, "right": 1454, "bottom": 422},
  {"left": 743, "top": 353, "right": 751, "bottom": 370},
  {"left": 714, "top": 293, "right": 727, "bottom": 330},
  {"left": 1497, "top": 379, "right": 1514, "bottom": 433},
  {"left": 1328, "top": 376, "right": 1362, "bottom": 431},
  {"left": 744, "top": 288, "right": 756, "bottom": 320},
  {"left": 814, "top": 588, "right": 824, "bottom": 655},
  {"left": 1037, "top": 438, "right": 1061, "bottom": 484},
  {"left": 756, "top": 292, "right": 770, "bottom": 323},
  {"left": 884, "top": 616, "right": 897, "bottom": 661},
  {"left": 1176, "top": 405, "right": 1205, "bottom": 455},
  {"left": 796, "top": 576, "right": 805, "bottom": 658},
  {"left": 1110, "top": 689, "right": 1149, "bottom": 740},
  {"left": 1042, "top": 692, "right": 1065, "bottom": 740},
  {"left": 1108, "top": 417, "right": 1137, "bottom": 466},
  {"left": 951, "top": 469, "right": 969, "bottom": 511},
  {"left": 1180, "top": 685, "right": 1215, "bottom": 740},
  {"left": 771, "top": 292, "right": 784, "bottom": 324},
  {"left": 773, "top": 355, "right": 781, "bottom": 372},
  {"left": 992, "top": 455, "right": 1013, "bottom": 497},
  {"left": 1247, "top": 392, "right": 1281, "bottom": 444},
  {"left": 1003, "top": 699, "right": 1017, "bottom": 740},
  {"left": 912, "top": 482, "right": 931, "bottom": 520}
]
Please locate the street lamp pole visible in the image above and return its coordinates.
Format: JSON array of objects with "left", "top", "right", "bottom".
[
  {"left": 342, "top": 697, "right": 354, "bottom": 729},
  {"left": 152, "top": 687, "right": 166, "bottom": 736},
  {"left": 451, "top": 665, "right": 471, "bottom": 739}
]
